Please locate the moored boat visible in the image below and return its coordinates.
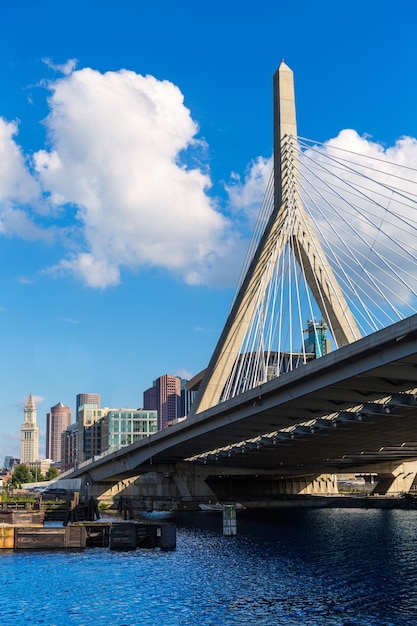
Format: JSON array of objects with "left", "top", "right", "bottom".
[{"left": 199, "top": 502, "right": 245, "bottom": 511}]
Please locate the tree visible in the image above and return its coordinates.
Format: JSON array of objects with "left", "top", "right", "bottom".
[
  {"left": 46, "top": 466, "right": 59, "bottom": 480},
  {"left": 30, "top": 468, "right": 44, "bottom": 482},
  {"left": 10, "top": 464, "right": 32, "bottom": 487}
]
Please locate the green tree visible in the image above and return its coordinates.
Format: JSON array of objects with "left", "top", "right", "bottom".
[
  {"left": 46, "top": 466, "right": 59, "bottom": 480},
  {"left": 10, "top": 464, "right": 32, "bottom": 487},
  {"left": 30, "top": 468, "right": 44, "bottom": 482}
]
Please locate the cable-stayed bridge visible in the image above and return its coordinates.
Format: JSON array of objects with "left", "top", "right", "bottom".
[{"left": 70, "top": 63, "right": 417, "bottom": 500}]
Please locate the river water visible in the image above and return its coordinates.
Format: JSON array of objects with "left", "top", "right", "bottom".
[{"left": 1, "top": 507, "right": 417, "bottom": 625}]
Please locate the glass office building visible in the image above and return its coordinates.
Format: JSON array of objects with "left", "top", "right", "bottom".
[{"left": 101, "top": 409, "right": 158, "bottom": 452}]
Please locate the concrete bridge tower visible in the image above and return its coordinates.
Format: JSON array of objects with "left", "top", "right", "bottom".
[{"left": 190, "top": 62, "right": 360, "bottom": 417}]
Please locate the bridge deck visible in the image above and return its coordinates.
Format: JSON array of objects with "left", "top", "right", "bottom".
[{"left": 73, "top": 314, "right": 417, "bottom": 480}]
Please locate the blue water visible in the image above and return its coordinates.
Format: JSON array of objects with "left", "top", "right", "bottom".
[{"left": 1, "top": 508, "right": 417, "bottom": 625}]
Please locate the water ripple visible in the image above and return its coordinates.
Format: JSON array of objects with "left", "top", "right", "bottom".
[{"left": 0, "top": 509, "right": 417, "bottom": 624}]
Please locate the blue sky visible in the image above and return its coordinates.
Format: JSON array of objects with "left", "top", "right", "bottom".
[{"left": 1, "top": 0, "right": 417, "bottom": 460}]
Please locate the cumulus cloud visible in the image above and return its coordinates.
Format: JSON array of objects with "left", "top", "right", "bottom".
[
  {"left": 226, "top": 155, "right": 272, "bottom": 228},
  {"left": 0, "top": 118, "right": 44, "bottom": 239},
  {"left": 34, "top": 68, "right": 231, "bottom": 287},
  {"left": 1, "top": 62, "right": 417, "bottom": 300},
  {"left": 0, "top": 119, "right": 38, "bottom": 203},
  {"left": 294, "top": 130, "right": 417, "bottom": 332},
  {"left": 0, "top": 205, "right": 52, "bottom": 241},
  {"left": 225, "top": 131, "right": 417, "bottom": 241},
  {"left": 221, "top": 129, "right": 417, "bottom": 342},
  {"left": 300, "top": 129, "right": 417, "bottom": 255}
]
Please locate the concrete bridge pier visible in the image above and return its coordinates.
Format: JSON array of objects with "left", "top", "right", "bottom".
[
  {"left": 81, "top": 463, "right": 220, "bottom": 509},
  {"left": 296, "top": 474, "right": 339, "bottom": 495},
  {"left": 205, "top": 471, "right": 340, "bottom": 500},
  {"left": 134, "top": 463, "right": 218, "bottom": 503},
  {"left": 249, "top": 473, "right": 339, "bottom": 496},
  {"left": 80, "top": 467, "right": 340, "bottom": 508},
  {"left": 171, "top": 465, "right": 218, "bottom": 501},
  {"left": 372, "top": 461, "right": 417, "bottom": 496},
  {"left": 130, "top": 470, "right": 339, "bottom": 501},
  {"left": 80, "top": 474, "right": 140, "bottom": 501}
]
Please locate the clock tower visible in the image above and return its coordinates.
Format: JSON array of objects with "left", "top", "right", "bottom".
[{"left": 20, "top": 393, "right": 39, "bottom": 463}]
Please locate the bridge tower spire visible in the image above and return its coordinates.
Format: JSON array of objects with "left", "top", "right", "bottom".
[
  {"left": 272, "top": 62, "right": 360, "bottom": 346},
  {"left": 190, "top": 62, "right": 360, "bottom": 416}
]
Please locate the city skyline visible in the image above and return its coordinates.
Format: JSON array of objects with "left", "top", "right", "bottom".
[
  {"left": 7, "top": 373, "right": 186, "bottom": 462},
  {"left": 1, "top": 1, "right": 417, "bottom": 459}
]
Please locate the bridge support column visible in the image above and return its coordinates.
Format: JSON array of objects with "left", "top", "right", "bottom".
[
  {"left": 124, "top": 463, "right": 218, "bottom": 503},
  {"left": 169, "top": 463, "right": 219, "bottom": 500},
  {"left": 95, "top": 477, "right": 140, "bottom": 500},
  {"left": 170, "top": 471, "right": 214, "bottom": 500},
  {"left": 372, "top": 461, "right": 417, "bottom": 495},
  {"left": 294, "top": 474, "right": 339, "bottom": 496}
]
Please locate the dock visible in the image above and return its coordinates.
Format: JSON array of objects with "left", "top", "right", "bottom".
[
  {"left": 0, "top": 521, "right": 176, "bottom": 551},
  {"left": 0, "top": 508, "right": 176, "bottom": 551}
]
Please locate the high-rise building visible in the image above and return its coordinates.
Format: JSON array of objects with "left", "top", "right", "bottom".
[
  {"left": 143, "top": 374, "right": 181, "bottom": 430},
  {"left": 76, "top": 393, "right": 104, "bottom": 462},
  {"left": 143, "top": 385, "right": 157, "bottom": 411},
  {"left": 20, "top": 393, "right": 39, "bottom": 463},
  {"left": 3, "top": 456, "right": 19, "bottom": 470},
  {"left": 61, "top": 423, "right": 78, "bottom": 472},
  {"left": 46, "top": 402, "right": 72, "bottom": 463},
  {"left": 101, "top": 409, "right": 158, "bottom": 452},
  {"left": 180, "top": 378, "right": 196, "bottom": 418},
  {"left": 76, "top": 393, "right": 101, "bottom": 416}
]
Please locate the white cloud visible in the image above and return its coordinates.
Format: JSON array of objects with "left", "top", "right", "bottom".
[
  {"left": 0, "top": 125, "right": 52, "bottom": 250},
  {"left": 295, "top": 130, "right": 417, "bottom": 331},
  {"left": 300, "top": 130, "right": 417, "bottom": 252},
  {"left": 16, "top": 276, "right": 33, "bottom": 285},
  {"left": 175, "top": 368, "right": 194, "bottom": 380},
  {"left": 0, "top": 205, "right": 52, "bottom": 241},
  {"left": 226, "top": 156, "right": 272, "bottom": 227},
  {"left": 19, "top": 394, "right": 44, "bottom": 409},
  {"left": 2, "top": 62, "right": 417, "bottom": 301},
  {"left": 33, "top": 395, "right": 45, "bottom": 407},
  {"left": 34, "top": 68, "right": 230, "bottom": 288},
  {"left": 42, "top": 57, "right": 78, "bottom": 75},
  {"left": 0, "top": 118, "right": 44, "bottom": 240},
  {"left": 222, "top": 129, "right": 417, "bottom": 338},
  {"left": 60, "top": 317, "right": 79, "bottom": 324},
  {"left": 0, "top": 119, "right": 38, "bottom": 203}
]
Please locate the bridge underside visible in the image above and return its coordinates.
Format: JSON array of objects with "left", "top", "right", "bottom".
[{"left": 72, "top": 315, "right": 417, "bottom": 484}]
